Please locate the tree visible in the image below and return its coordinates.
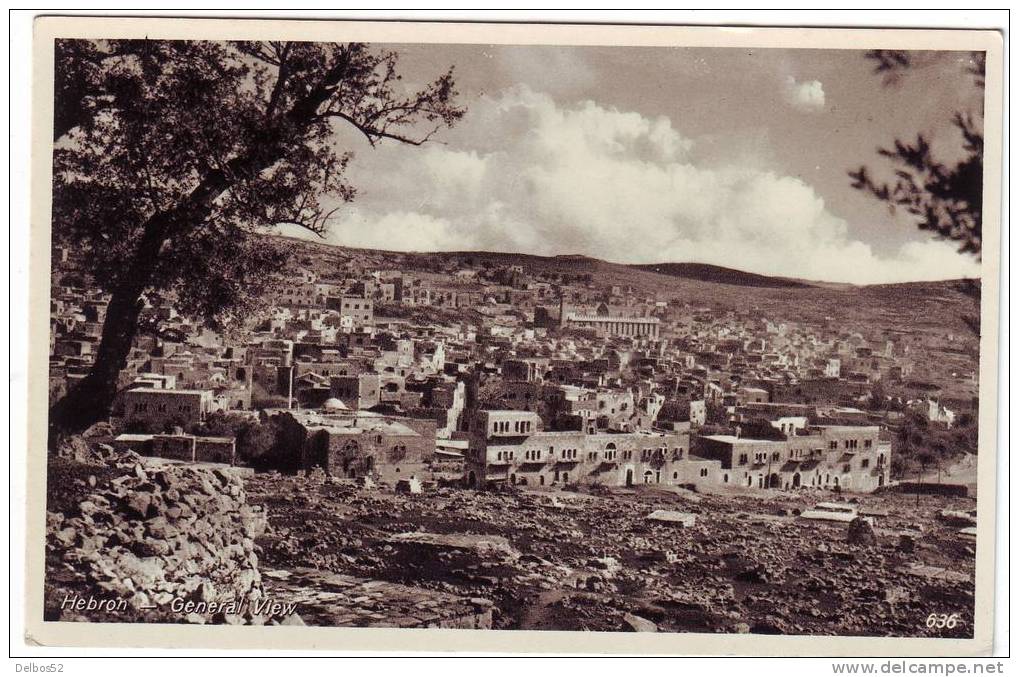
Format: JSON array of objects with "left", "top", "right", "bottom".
[
  {"left": 49, "top": 40, "right": 464, "bottom": 435},
  {"left": 849, "top": 50, "right": 985, "bottom": 335},
  {"left": 849, "top": 50, "right": 985, "bottom": 257}
]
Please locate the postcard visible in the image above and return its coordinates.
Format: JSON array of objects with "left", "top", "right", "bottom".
[{"left": 25, "top": 15, "right": 1003, "bottom": 655}]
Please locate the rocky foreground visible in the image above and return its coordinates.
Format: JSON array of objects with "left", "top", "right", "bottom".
[
  {"left": 248, "top": 471, "right": 977, "bottom": 637},
  {"left": 45, "top": 450, "right": 977, "bottom": 637},
  {"left": 46, "top": 450, "right": 273, "bottom": 625}
]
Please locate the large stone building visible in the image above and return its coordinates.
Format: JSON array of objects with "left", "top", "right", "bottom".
[
  {"left": 697, "top": 424, "right": 890, "bottom": 493},
  {"left": 275, "top": 410, "right": 437, "bottom": 483},
  {"left": 562, "top": 313, "right": 661, "bottom": 340},
  {"left": 122, "top": 388, "right": 214, "bottom": 428},
  {"left": 464, "top": 410, "right": 720, "bottom": 489},
  {"left": 327, "top": 295, "right": 374, "bottom": 325}
]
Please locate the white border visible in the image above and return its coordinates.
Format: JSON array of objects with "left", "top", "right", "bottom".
[{"left": 8, "top": 9, "right": 1010, "bottom": 661}]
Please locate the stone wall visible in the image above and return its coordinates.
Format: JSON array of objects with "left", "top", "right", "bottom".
[{"left": 46, "top": 452, "right": 269, "bottom": 624}]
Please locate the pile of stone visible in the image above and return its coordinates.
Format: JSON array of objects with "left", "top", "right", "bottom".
[
  {"left": 47, "top": 460, "right": 268, "bottom": 624},
  {"left": 54, "top": 428, "right": 134, "bottom": 466}
]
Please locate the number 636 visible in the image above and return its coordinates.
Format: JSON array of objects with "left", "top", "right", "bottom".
[{"left": 926, "top": 613, "right": 961, "bottom": 629}]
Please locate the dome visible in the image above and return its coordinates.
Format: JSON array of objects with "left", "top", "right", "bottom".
[{"left": 322, "top": 397, "right": 348, "bottom": 411}]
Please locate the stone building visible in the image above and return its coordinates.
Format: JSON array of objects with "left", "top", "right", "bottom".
[
  {"left": 113, "top": 432, "right": 235, "bottom": 464},
  {"left": 696, "top": 424, "right": 890, "bottom": 493},
  {"left": 276, "top": 410, "right": 436, "bottom": 483},
  {"left": 122, "top": 388, "right": 213, "bottom": 428},
  {"left": 562, "top": 313, "right": 661, "bottom": 340},
  {"left": 464, "top": 410, "right": 720, "bottom": 490},
  {"left": 327, "top": 295, "right": 374, "bottom": 325},
  {"left": 330, "top": 373, "right": 381, "bottom": 411}
]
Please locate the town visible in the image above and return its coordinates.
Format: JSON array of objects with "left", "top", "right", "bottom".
[
  {"left": 46, "top": 237, "right": 981, "bottom": 635},
  {"left": 49, "top": 237, "right": 978, "bottom": 493}
]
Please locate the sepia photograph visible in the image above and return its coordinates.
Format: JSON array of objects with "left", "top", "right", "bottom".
[{"left": 22, "top": 15, "right": 1003, "bottom": 656}]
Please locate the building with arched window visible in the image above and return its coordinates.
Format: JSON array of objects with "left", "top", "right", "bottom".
[{"left": 464, "top": 410, "right": 720, "bottom": 489}]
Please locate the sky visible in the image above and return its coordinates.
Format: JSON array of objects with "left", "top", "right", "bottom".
[{"left": 280, "top": 45, "right": 985, "bottom": 284}]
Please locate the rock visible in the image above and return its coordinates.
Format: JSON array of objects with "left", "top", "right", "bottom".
[
  {"left": 81, "top": 422, "right": 115, "bottom": 439},
  {"left": 647, "top": 510, "right": 696, "bottom": 527},
  {"left": 736, "top": 564, "right": 770, "bottom": 584},
  {"left": 897, "top": 534, "right": 916, "bottom": 553},
  {"left": 622, "top": 612, "right": 658, "bottom": 632},
  {"left": 47, "top": 460, "right": 267, "bottom": 623},
  {"left": 395, "top": 477, "right": 423, "bottom": 494},
  {"left": 938, "top": 509, "right": 977, "bottom": 528},
  {"left": 125, "top": 492, "right": 153, "bottom": 519},
  {"left": 55, "top": 527, "right": 77, "bottom": 547},
  {"left": 279, "top": 613, "right": 306, "bottom": 626},
  {"left": 847, "top": 517, "right": 876, "bottom": 545}
]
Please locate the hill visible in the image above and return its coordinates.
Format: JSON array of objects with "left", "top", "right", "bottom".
[
  {"left": 628, "top": 262, "right": 813, "bottom": 288},
  {"left": 274, "top": 234, "right": 980, "bottom": 339}
]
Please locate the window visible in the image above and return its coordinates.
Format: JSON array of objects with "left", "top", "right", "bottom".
[
  {"left": 738, "top": 453, "right": 748, "bottom": 465},
  {"left": 864, "top": 439, "right": 873, "bottom": 449},
  {"left": 700, "top": 468, "right": 708, "bottom": 477},
  {"left": 861, "top": 458, "right": 870, "bottom": 468},
  {"left": 829, "top": 441, "right": 838, "bottom": 450}
]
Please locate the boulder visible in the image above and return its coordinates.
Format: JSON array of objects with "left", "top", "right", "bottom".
[
  {"left": 847, "top": 517, "right": 876, "bottom": 545},
  {"left": 622, "top": 612, "right": 658, "bottom": 632}
]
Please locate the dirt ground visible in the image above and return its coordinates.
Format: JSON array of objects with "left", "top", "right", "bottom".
[{"left": 245, "top": 472, "right": 978, "bottom": 637}]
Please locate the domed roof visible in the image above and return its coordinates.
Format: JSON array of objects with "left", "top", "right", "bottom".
[{"left": 322, "top": 397, "right": 348, "bottom": 410}]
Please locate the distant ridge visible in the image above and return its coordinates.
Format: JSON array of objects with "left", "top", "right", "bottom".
[
  {"left": 271, "top": 233, "right": 972, "bottom": 290},
  {"left": 629, "top": 262, "right": 813, "bottom": 289}
]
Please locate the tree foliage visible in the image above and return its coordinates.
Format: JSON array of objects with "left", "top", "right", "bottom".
[
  {"left": 50, "top": 39, "right": 464, "bottom": 433},
  {"left": 891, "top": 409, "right": 978, "bottom": 478},
  {"left": 848, "top": 50, "right": 986, "bottom": 257},
  {"left": 53, "top": 39, "right": 463, "bottom": 328}
]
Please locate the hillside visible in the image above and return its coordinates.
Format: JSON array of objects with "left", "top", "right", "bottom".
[
  {"left": 275, "top": 235, "right": 980, "bottom": 338},
  {"left": 628, "top": 262, "right": 813, "bottom": 288}
]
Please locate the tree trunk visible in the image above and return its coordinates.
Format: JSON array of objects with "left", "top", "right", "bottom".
[
  {"left": 47, "top": 58, "right": 355, "bottom": 439},
  {"left": 49, "top": 221, "right": 166, "bottom": 438},
  {"left": 49, "top": 280, "right": 147, "bottom": 437}
]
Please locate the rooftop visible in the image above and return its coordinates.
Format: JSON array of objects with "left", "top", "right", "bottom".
[
  {"left": 567, "top": 315, "right": 660, "bottom": 323},
  {"left": 700, "top": 434, "right": 787, "bottom": 445}
]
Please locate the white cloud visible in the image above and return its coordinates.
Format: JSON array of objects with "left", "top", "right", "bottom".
[
  {"left": 312, "top": 86, "right": 978, "bottom": 285},
  {"left": 783, "top": 76, "right": 826, "bottom": 112}
]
